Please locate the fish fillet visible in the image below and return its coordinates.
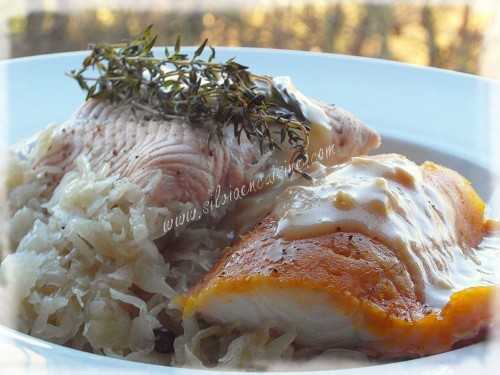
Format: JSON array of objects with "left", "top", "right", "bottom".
[
  {"left": 183, "top": 154, "right": 499, "bottom": 357},
  {"left": 32, "top": 97, "right": 379, "bottom": 207}
]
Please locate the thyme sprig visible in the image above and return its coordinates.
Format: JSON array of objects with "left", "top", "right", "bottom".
[{"left": 68, "top": 26, "right": 311, "bottom": 176}]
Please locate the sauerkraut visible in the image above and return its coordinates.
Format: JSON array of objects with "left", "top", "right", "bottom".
[{"left": 0, "top": 128, "right": 370, "bottom": 370}]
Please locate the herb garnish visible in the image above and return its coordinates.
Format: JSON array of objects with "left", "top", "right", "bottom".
[{"left": 68, "top": 26, "right": 311, "bottom": 176}]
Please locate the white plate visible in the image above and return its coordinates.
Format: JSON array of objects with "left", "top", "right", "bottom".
[{"left": 1, "top": 48, "right": 499, "bottom": 374}]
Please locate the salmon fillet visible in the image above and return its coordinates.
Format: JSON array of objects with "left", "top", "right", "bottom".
[
  {"left": 33, "top": 98, "right": 379, "bottom": 207},
  {"left": 183, "top": 154, "right": 499, "bottom": 358}
]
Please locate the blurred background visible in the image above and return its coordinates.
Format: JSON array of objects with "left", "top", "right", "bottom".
[{"left": 0, "top": 0, "right": 500, "bottom": 78}]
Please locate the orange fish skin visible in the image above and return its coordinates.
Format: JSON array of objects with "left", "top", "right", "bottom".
[{"left": 183, "top": 159, "right": 497, "bottom": 358}]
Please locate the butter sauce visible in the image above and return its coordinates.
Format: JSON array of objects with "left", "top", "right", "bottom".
[{"left": 272, "top": 154, "right": 499, "bottom": 308}]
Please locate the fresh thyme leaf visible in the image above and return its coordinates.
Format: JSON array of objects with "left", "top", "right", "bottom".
[
  {"left": 174, "top": 35, "right": 181, "bottom": 54},
  {"left": 67, "top": 25, "right": 312, "bottom": 175},
  {"left": 208, "top": 46, "right": 216, "bottom": 62},
  {"left": 193, "top": 39, "right": 208, "bottom": 60}
]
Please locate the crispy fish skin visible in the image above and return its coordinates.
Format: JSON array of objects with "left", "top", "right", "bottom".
[{"left": 183, "top": 159, "right": 496, "bottom": 358}]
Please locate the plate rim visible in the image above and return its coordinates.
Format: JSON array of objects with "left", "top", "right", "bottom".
[
  {"left": 1, "top": 46, "right": 499, "bottom": 87},
  {"left": 1, "top": 47, "right": 497, "bottom": 374}
]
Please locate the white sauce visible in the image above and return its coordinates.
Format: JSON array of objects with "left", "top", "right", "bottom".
[
  {"left": 272, "top": 154, "right": 499, "bottom": 308},
  {"left": 272, "top": 76, "right": 333, "bottom": 154}
]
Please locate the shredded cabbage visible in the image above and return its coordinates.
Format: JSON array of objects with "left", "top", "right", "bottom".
[
  {"left": 1, "top": 150, "right": 187, "bottom": 357},
  {"left": 0, "top": 128, "right": 371, "bottom": 370}
]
